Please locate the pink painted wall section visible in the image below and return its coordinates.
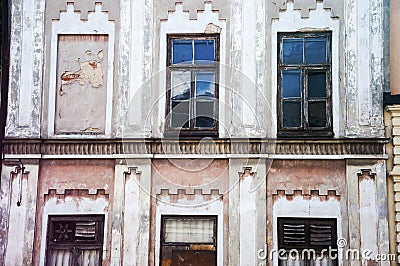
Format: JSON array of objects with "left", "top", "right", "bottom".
[
  {"left": 391, "top": 1, "right": 400, "bottom": 95},
  {"left": 151, "top": 159, "right": 229, "bottom": 194},
  {"left": 38, "top": 159, "right": 114, "bottom": 194},
  {"left": 267, "top": 160, "right": 346, "bottom": 195}
]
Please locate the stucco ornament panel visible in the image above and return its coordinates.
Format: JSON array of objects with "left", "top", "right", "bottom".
[
  {"left": 157, "top": 0, "right": 229, "bottom": 20},
  {"left": 268, "top": 0, "right": 342, "bottom": 19},
  {"left": 47, "top": 0, "right": 118, "bottom": 21},
  {"left": 47, "top": 3, "right": 115, "bottom": 137}
]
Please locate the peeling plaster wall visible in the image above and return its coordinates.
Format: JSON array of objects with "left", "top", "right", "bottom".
[
  {"left": 344, "top": 0, "right": 385, "bottom": 137},
  {"left": 54, "top": 34, "right": 108, "bottom": 134}
]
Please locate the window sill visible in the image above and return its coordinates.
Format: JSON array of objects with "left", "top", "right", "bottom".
[
  {"left": 163, "top": 129, "right": 218, "bottom": 139},
  {"left": 277, "top": 129, "right": 333, "bottom": 139}
]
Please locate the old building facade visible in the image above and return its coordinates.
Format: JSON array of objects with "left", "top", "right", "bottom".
[{"left": 0, "top": 0, "right": 392, "bottom": 265}]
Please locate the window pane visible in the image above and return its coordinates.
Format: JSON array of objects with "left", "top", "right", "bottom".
[
  {"left": 308, "top": 101, "right": 327, "bottom": 127},
  {"left": 171, "top": 100, "right": 190, "bottom": 128},
  {"left": 282, "top": 101, "right": 301, "bottom": 128},
  {"left": 282, "top": 38, "right": 303, "bottom": 64},
  {"left": 171, "top": 71, "right": 191, "bottom": 100},
  {"left": 164, "top": 218, "right": 215, "bottom": 243},
  {"left": 308, "top": 72, "right": 326, "bottom": 98},
  {"left": 49, "top": 249, "right": 72, "bottom": 266},
  {"left": 195, "top": 72, "right": 215, "bottom": 98},
  {"left": 305, "top": 38, "right": 327, "bottom": 63},
  {"left": 194, "top": 40, "right": 215, "bottom": 63},
  {"left": 77, "top": 249, "right": 101, "bottom": 266},
  {"left": 172, "top": 40, "right": 193, "bottom": 64},
  {"left": 282, "top": 70, "right": 301, "bottom": 98},
  {"left": 195, "top": 100, "right": 215, "bottom": 128}
]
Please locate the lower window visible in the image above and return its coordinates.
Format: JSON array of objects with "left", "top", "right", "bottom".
[
  {"left": 278, "top": 217, "right": 338, "bottom": 266},
  {"left": 46, "top": 215, "right": 104, "bottom": 266},
  {"left": 160, "top": 215, "right": 217, "bottom": 266}
]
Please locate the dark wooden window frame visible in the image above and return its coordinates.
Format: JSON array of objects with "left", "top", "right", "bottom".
[
  {"left": 160, "top": 215, "right": 218, "bottom": 266},
  {"left": 46, "top": 215, "right": 105, "bottom": 266},
  {"left": 277, "top": 31, "right": 333, "bottom": 138},
  {"left": 278, "top": 217, "right": 338, "bottom": 265},
  {"left": 165, "top": 34, "right": 220, "bottom": 138}
]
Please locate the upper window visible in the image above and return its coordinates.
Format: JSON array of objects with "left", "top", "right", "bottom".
[
  {"left": 278, "top": 217, "right": 338, "bottom": 265},
  {"left": 160, "top": 215, "right": 217, "bottom": 266},
  {"left": 166, "top": 34, "right": 219, "bottom": 137},
  {"left": 46, "top": 215, "right": 104, "bottom": 266},
  {"left": 278, "top": 32, "right": 332, "bottom": 137}
]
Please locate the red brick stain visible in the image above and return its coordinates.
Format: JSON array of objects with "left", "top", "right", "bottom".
[
  {"left": 89, "top": 61, "right": 97, "bottom": 69},
  {"left": 61, "top": 72, "right": 81, "bottom": 81}
]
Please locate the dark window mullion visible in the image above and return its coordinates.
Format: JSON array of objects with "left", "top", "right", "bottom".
[
  {"left": 302, "top": 67, "right": 307, "bottom": 129},
  {"left": 190, "top": 70, "right": 195, "bottom": 129}
]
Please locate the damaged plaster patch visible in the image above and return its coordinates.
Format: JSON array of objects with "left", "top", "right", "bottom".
[
  {"left": 204, "top": 23, "right": 222, "bottom": 33},
  {"left": 60, "top": 50, "right": 104, "bottom": 88}
]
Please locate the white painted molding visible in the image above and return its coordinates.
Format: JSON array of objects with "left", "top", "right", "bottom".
[
  {"left": 158, "top": 3, "right": 227, "bottom": 137},
  {"left": 47, "top": 3, "right": 115, "bottom": 138},
  {"left": 271, "top": 2, "right": 340, "bottom": 138}
]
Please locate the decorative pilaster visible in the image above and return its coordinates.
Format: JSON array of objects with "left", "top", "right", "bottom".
[
  {"left": 387, "top": 105, "right": 400, "bottom": 263},
  {"left": 228, "top": 159, "right": 267, "bottom": 265},
  {"left": 5, "top": 0, "right": 45, "bottom": 137}
]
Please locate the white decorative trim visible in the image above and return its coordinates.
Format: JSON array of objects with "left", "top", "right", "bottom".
[
  {"left": 155, "top": 198, "right": 224, "bottom": 266},
  {"left": 158, "top": 3, "right": 227, "bottom": 137},
  {"left": 47, "top": 3, "right": 115, "bottom": 138},
  {"left": 272, "top": 195, "right": 343, "bottom": 266},
  {"left": 271, "top": 2, "right": 340, "bottom": 137},
  {"left": 38, "top": 195, "right": 109, "bottom": 265}
]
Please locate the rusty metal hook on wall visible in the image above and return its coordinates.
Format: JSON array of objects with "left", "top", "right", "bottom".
[{"left": 16, "top": 160, "right": 24, "bottom": 207}]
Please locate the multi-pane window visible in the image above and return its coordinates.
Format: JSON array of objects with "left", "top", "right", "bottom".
[
  {"left": 278, "top": 217, "right": 338, "bottom": 266},
  {"left": 166, "top": 34, "right": 219, "bottom": 137},
  {"left": 46, "top": 215, "right": 104, "bottom": 266},
  {"left": 160, "top": 215, "right": 217, "bottom": 266},
  {"left": 278, "top": 32, "right": 332, "bottom": 137}
]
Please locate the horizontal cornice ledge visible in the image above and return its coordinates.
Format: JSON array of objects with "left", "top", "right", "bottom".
[{"left": 2, "top": 138, "right": 387, "bottom": 157}]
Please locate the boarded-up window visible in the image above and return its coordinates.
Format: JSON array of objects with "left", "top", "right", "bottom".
[
  {"left": 160, "top": 216, "right": 217, "bottom": 266},
  {"left": 46, "top": 215, "right": 104, "bottom": 266},
  {"left": 278, "top": 217, "right": 338, "bottom": 266}
]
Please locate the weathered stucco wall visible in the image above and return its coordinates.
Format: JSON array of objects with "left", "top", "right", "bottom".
[{"left": 3, "top": 0, "right": 386, "bottom": 139}]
